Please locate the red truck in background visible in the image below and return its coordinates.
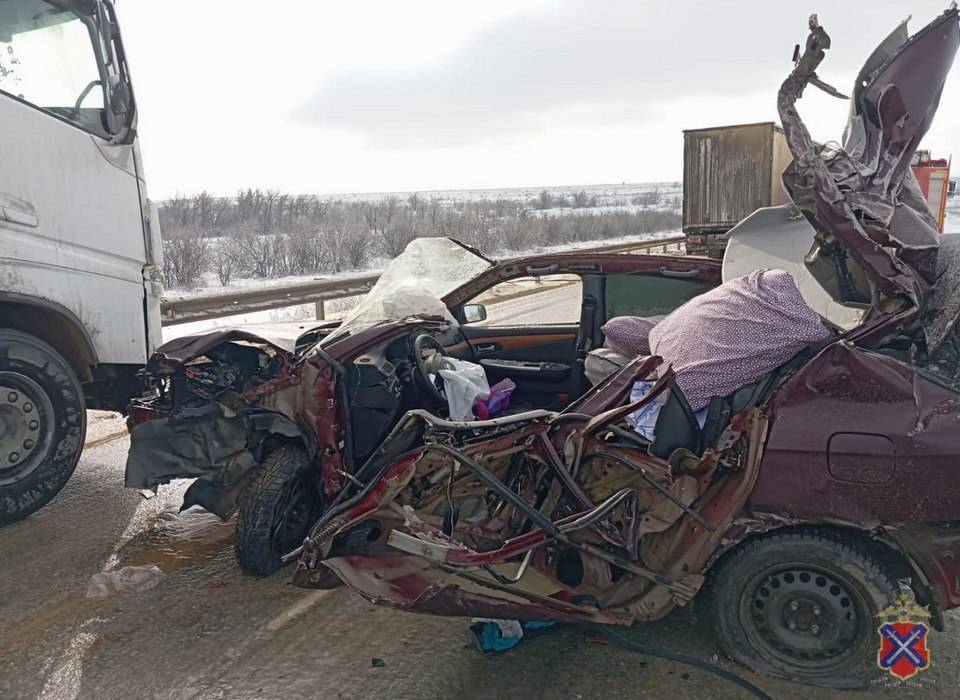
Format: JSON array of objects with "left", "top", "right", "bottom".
[
  {"left": 682, "top": 122, "right": 951, "bottom": 258},
  {"left": 911, "top": 149, "right": 951, "bottom": 230}
]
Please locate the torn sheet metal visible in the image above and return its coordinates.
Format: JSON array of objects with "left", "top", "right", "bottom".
[
  {"left": 777, "top": 10, "right": 960, "bottom": 349},
  {"left": 146, "top": 329, "right": 294, "bottom": 372},
  {"left": 126, "top": 403, "right": 300, "bottom": 517},
  {"left": 294, "top": 363, "right": 770, "bottom": 626}
]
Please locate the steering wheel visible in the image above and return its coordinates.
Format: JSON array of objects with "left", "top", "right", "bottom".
[{"left": 412, "top": 333, "right": 449, "bottom": 405}]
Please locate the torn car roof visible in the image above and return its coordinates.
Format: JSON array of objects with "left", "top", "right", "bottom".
[{"left": 778, "top": 8, "right": 960, "bottom": 350}]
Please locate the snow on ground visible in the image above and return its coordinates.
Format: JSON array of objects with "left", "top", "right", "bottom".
[
  {"left": 168, "top": 228, "right": 682, "bottom": 301},
  {"left": 945, "top": 197, "right": 960, "bottom": 233},
  {"left": 308, "top": 181, "right": 682, "bottom": 206},
  {"left": 161, "top": 229, "right": 682, "bottom": 342},
  {"left": 528, "top": 203, "right": 679, "bottom": 218},
  {"left": 161, "top": 187, "right": 958, "bottom": 344},
  {"left": 163, "top": 263, "right": 390, "bottom": 302},
  {"left": 493, "top": 228, "right": 681, "bottom": 258},
  {"left": 162, "top": 304, "right": 324, "bottom": 342}
]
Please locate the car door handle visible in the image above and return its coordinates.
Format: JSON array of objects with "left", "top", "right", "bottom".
[
  {"left": 476, "top": 343, "right": 499, "bottom": 354},
  {"left": 525, "top": 264, "right": 560, "bottom": 275},
  {"left": 659, "top": 267, "right": 699, "bottom": 278},
  {"left": 0, "top": 194, "right": 38, "bottom": 228}
]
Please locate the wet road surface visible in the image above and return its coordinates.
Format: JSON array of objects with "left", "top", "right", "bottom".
[
  {"left": 2, "top": 417, "right": 960, "bottom": 699},
  {"left": 476, "top": 281, "right": 581, "bottom": 326}
]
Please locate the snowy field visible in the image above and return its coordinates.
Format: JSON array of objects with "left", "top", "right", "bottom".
[
  {"left": 162, "top": 228, "right": 683, "bottom": 342},
  {"left": 945, "top": 197, "right": 960, "bottom": 232},
  {"left": 161, "top": 177, "right": 960, "bottom": 344},
  {"left": 310, "top": 181, "right": 682, "bottom": 207}
]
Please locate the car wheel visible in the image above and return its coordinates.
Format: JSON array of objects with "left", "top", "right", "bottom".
[
  {"left": 0, "top": 329, "right": 86, "bottom": 525},
  {"left": 235, "top": 444, "right": 322, "bottom": 576},
  {"left": 710, "top": 529, "right": 897, "bottom": 689}
]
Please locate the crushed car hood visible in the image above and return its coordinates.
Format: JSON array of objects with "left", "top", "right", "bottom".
[
  {"left": 778, "top": 8, "right": 960, "bottom": 349},
  {"left": 145, "top": 329, "right": 295, "bottom": 373}
]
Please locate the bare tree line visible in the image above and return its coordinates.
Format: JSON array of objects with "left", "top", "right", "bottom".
[{"left": 159, "top": 189, "right": 681, "bottom": 289}]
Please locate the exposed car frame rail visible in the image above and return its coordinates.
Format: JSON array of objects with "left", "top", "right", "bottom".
[{"left": 159, "top": 236, "right": 686, "bottom": 326}]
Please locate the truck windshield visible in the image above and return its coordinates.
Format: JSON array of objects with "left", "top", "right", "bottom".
[{"left": 0, "top": 1, "right": 108, "bottom": 137}]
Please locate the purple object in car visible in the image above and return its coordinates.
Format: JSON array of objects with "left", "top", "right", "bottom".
[
  {"left": 474, "top": 378, "right": 517, "bottom": 420},
  {"left": 648, "top": 269, "right": 832, "bottom": 411},
  {"left": 601, "top": 315, "right": 663, "bottom": 357}
]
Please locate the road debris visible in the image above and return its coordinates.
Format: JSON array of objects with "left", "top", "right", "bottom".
[{"left": 86, "top": 565, "right": 165, "bottom": 598}]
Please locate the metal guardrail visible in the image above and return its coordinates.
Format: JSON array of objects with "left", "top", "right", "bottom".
[{"left": 160, "top": 235, "right": 685, "bottom": 326}]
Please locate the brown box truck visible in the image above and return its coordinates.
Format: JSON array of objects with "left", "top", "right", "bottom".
[
  {"left": 682, "top": 122, "right": 793, "bottom": 258},
  {"left": 682, "top": 122, "right": 951, "bottom": 259}
]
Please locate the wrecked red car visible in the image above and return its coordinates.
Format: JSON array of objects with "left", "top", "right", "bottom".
[
  {"left": 126, "top": 238, "right": 721, "bottom": 575},
  {"left": 283, "top": 9, "right": 960, "bottom": 689}
]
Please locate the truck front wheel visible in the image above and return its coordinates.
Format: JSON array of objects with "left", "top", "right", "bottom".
[{"left": 0, "top": 329, "right": 86, "bottom": 525}]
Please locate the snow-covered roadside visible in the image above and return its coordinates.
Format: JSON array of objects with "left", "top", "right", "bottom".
[
  {"left": 167, "top": 229, "right": 681, "bottom": 302},
  {"left": 161, "top": 229, "right": 682, "bottom": 342},
  {"left": 944, "top": 198, "right": 960, "bottom": 232},
  {"left": 529, "top": 204, "right": 679, "bottom": 218},
  {"left": 162, "top": 303, "right": 323, "bottom": 343},
  {"left": 500, "top": 228, "right": 681, "bottom": 257},
  {"left": 310, "top": 181, "right": 681, "bottom": 206}
]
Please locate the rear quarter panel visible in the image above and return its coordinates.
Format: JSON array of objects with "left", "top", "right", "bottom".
[{"left": 749, "top": 342, "right": 960, "bottom": 523}]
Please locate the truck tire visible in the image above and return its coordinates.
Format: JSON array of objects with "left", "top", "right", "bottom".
[
  {"left": 0, "top": 329, "right": 86, "bottom": 525},
  {"left": 235, "top": 444, "right": 322, "bottom": 576},
  {"left": 710, "top": 528, "right": 897, "bottom": 689}
]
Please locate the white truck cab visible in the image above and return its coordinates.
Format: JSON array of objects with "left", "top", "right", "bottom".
[{"left": 0, "top": 0, "right": 161, "bottom": 523}]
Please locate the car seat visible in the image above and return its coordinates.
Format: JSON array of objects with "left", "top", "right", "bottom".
[{"left": 649, "top": 377, "right": 702, "bottom": 459}]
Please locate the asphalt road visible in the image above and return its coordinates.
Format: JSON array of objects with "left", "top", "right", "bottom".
[
  {"left": 3, "top": 418, "right": 960, "bottom": 700},
  {"left": 476, "top": 281, "right": 582, "bottom": 326},
  {"left": 4, "top": 287, "right": 960, "bottom": 699}
]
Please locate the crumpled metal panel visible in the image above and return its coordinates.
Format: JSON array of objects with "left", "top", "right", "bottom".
[
  {"left": 777, "top": 10, "right": 960, "bottom": 349},
  {"left": 924, "top": 235, "right": 960, "bottom": 351},
  {"left": 146, "top": 329, "right": 293, "bottom": 372},
  {"left": 125, "top": 403, "right": 300, "bottom": 517}
]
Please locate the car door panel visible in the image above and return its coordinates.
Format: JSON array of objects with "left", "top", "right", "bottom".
[
  {"left": 441, "top": 258, "right": 723, "bottom": 410},
  {"left": 450, "top": 325, "right": 578, "bottom": 408}
]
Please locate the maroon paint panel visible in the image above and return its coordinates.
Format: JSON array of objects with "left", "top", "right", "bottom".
[
  {"left": 751, "top": 342, "right": 960, "bottom": 524},
  {"left": 895, "top": 524, "right": 960, "bottom": 610},
  {"left": 324, "top": 554, "right": 618, "bottom": 624},
  {"left": 827, "top": 433, "right": 896, "bottom": 484}
]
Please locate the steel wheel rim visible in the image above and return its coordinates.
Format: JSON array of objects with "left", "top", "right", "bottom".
[
  {"left": 0, "top": 372, "right": 54, "bottom": 486},
  {"left": 740, "top": 562, "right": 870, "bottom": 672}
]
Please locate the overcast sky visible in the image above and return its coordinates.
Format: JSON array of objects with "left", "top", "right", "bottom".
[{"left": 118, "top": 0, "right": 960, "bottom": 199}]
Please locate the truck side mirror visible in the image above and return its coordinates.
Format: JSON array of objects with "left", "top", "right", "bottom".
[
  {"left": 108, "top": 75, "right": 131, "bottom": 116},
  {"left": 463, "top": 304, "right": 487, "bottom": 324},
  {"left": 96, "top": 0, "right": 136, "bottom": 144}
]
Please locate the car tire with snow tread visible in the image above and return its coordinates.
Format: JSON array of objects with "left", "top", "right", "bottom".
[
  {"left": 710, "top": 528, "right": 898, "bottom": 689},
  {"left": 235, "top": 444, "right": 321, "bottom": 576}
]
